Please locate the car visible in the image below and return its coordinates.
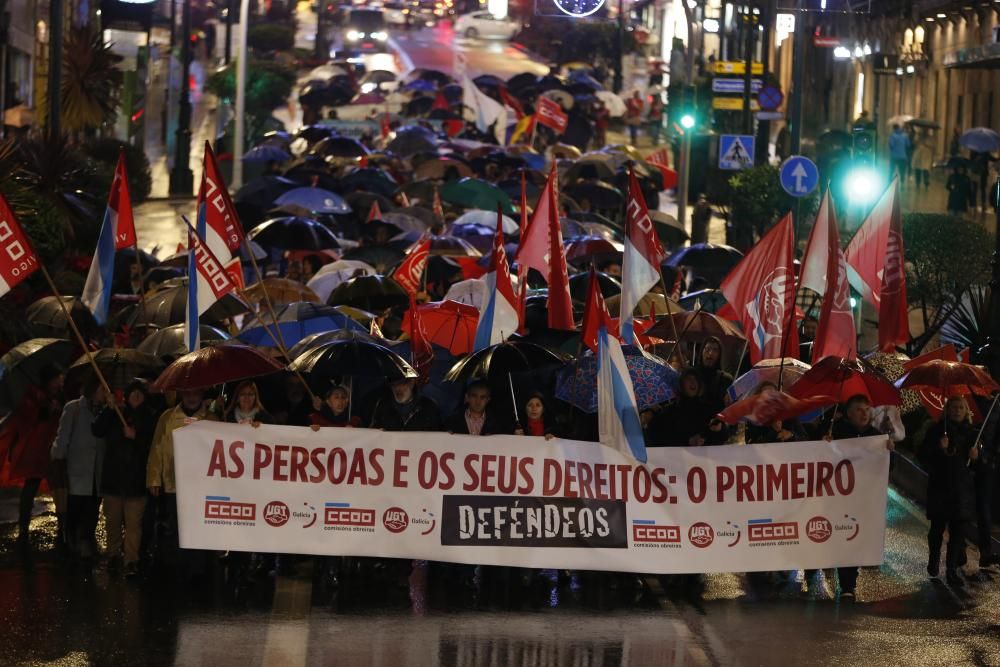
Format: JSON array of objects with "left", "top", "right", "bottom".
[
  {"left": 383, "top": 1, "right": 409, "bottom": 25},
  {"left": 453, "top": 11, "right": 518, "bottom": 40},
  {"left": 344, "top": 9, "right": 389, "bottom": 51}
]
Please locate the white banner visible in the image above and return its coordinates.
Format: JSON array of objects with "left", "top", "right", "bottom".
[{"left": 173, "top": 423, "right": 890, "bottom": 574}]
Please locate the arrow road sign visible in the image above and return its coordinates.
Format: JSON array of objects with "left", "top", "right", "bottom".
[
  {"left": 719, "top": 135, "right": 755, "bottom": 171},
  {"left": 779, "top": 156, "right": 819, "bottom": 197}
]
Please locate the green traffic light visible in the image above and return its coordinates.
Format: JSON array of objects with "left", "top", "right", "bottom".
[{"left": 680, "top": 114, "right": 696, "bottom": 129}]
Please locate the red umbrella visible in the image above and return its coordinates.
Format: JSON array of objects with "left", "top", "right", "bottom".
[
  {"left": 151, "top": 344, "right": 285, "bottom": 392},
  {"left": 788, "top": 356, "right": 901, "bottom": 406},
  {"left": 564, "top": 236, "right": 622, "bottom": 265},
  {"left": 401, "top": 300, "right": 480, "bottom": 356},
  {"left": 895, "top": 359, "right": 1000, "bottom": 398}
]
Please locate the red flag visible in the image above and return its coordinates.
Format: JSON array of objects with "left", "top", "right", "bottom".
[
  {"left": 109, "top": 150, "right": 136, "bottom": 250},
  {"left": 432, "top": 91, "right": 450, "bottom": 111},
  {"left": 800, "top": 190, "right": 856, "bottom": 363},
  {"left": 406, "top": 295, "right": 434, "bottom": 385},
  {"left": 535, "top": 96, "right": 568, "bottom": 134},
  {"left": 718, "top": 389, "right": 836, "bottom": 426},
  {"left": 845, "top": 178, "right": 908, "bottom": 351},
  {"left": 0, "top": 193, "right": 40, "bottom": 298},
  {"left": 498, "top": 84, "right": 525, "bottom": 120},
  {"left": 199, "top": 142, "right": 244, "bottom": 253},
  {"left": 581, "top": 268, "right": 617, "bottom": 353},
  {"left": 516, "top": 171, "right": 529, "bottom": 334},
  {"left": 669, "top": 270, "right": 684, "bottom": 300},
  {"left": 647, "top": 148, "right": 671, "bottom": 168},
  {"left": 392, "top": 238, "right": 430, "bottom": 296},
  {"left": 515, "top": 166, "right": 574, "bottom": 330},
  {"left": 432, "top": 187, "right": 445, "bottom": 220},
  {"left": 380, "top": 112, "right": 392, "bottom": 140},
  {"left": 720, "top": 213, "right": 799, "bottom": 363},
  {"left": 366, "top": 200, "right": 383, "bottom": 223},
  {"left": 185, "top": 220, "right": 237, "bottom": 301}
]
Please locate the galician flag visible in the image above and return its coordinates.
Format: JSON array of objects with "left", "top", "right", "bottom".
[
  {"left": 597, "top": 325, "right": 648, "bottom": 463},
  {"left": 81, "top": 151, "right": 137, "bottom": 325},
  {"left": 619, "top": 168, "right": 666, "bottom": 343},
  {"left": 473, "top": 208, "right": 519, "bottom": 351}
]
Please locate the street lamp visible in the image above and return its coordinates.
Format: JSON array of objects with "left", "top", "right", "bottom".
[{"left": 169, "top": 0, "right": 194, "bottom": 195}]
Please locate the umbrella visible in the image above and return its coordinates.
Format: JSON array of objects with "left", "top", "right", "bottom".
[
  {"left": 666, "top": 244, "right": 744, "bottom": 270},
  {"left": 864, "top": 350, "right": 923, "bottom": 414},
  {"left": 650, "top": 210, "right": 689, "bottom": 245},
  {"left": 556, "top": 346, "right": 677, "bottom": 413},
  {"left": 507, "top": 72, "right": 539, "bottom": 91},
  {"left": 295, "top": 125, "right": 336, "bottom": 146},
  {"left": 308, "top": 63, "right": 348, "bottom": 79},
  {"left": 341, "top": 169, "right": 400, "bottom": 198},
  {"left": 26, "top": 296, "right": 100, "bottom": 340},
  {"left": 444, "top": 279, "right": 489, "bottom": 310},
  {"left": 440, "top": 178, "right": 517, "bottom": 216},
  {"left": 568, "top": 272, "right": 621, "bottom": 300},
  {"left": 289, "top": 340, "right": 417, "bottom": 380},
  {"left": 274, "top": 187, "right": 353, "bottom": 215},
  {"left": 445, "top": 340, "right": 566, "bottom": 384},
  {"left": 426, "top": 236, "right": 482, "bottom": 257},
  {"left": 564, "top": 236, "right": 621, "bottom": 265},
  {"left": 248, "top": 216, "right": 341, "bottom": 251},
  {"left": 403, "top": 79, "right": 437, "bottom": 93},
  {"left": 382, "top": 211, "right": 429, "bottom": 234},
  {"left": 307, "top": 259, "right": 378, "bottom": 301},
  {"left": 409, "top": 68, "right": 452, "bottom": 85},
  {"left": 595, "top": 90, "right": 626, "bottom": 117},
  {"left": 946, "top": 156, "right": 971, "bottom": 169},
  {"left": 727, "top": 358, "right": 811, "bottom": 402},
  {"left": 0, "top": 338, "right": 79, "bottom": 412},
  {"left": 327, "top": 275, "right": 410, "bottom": 311},
  {"left": 561, "top": 160, "right": 616, "bottom": 185},
  {"left": 677, "top": 288, "right": 728, "bottom": 313},
  {"left": 234, "top": 175, "right": 300, "bottom": 209},
  {"left": 136, "top": 324, "right": 231, "bottom": 362},
  {"left": 243, "top": 278, "right": 319, "bottom": 307},
  {"left": 341, "top": 245, "right": 407, "bottom": 275},
  {"left": 395, "top": 206, "right": 438, "bottom": 227},
  {"left": 719, "top": 390, "right": 836, "bottom": 427},
  {"left": 566, "top": 210, "right": 619, "bottom": 228},
  {"left": 332, "top": 305, "right": 378, "bottom": 327},
  {"left": 646, "top": 310, "right": 745, "bottom": 343},
  {"left": 958, "top": 127, "right": 1000, "bottom": 153},
  {"left": 285, "top": 329, "right": 382, "bottom": 361},
  {"left": 126, "top": 282, "right": 249, "bottom": 329},
  {"left": 895, "top": 360, "right": 1000, "bottom": 398},
  {"left": 788, "top": 356, "right": 901, "bottom": 406},
  {"left": 563, "top": 182, "right": 623, "bottom": 210},
  {"left": 604, "top": 293, "right": 684, "bottom": 318},
  {"left": 887, "top": 114, "right": 914, "bottom": 127},
  {"left": 311, "top": 136, "right": 370, "bottom": 159},
  {"left": 238, "top": 301, "right": 367, "bottom": 348},
  {"left": 363, "top": 69, "right": 397, "bottom": 85},
  {"left": 242, "top": 145, "right": 292, "bottom": 163},
  {"left": 402, "top": 300, "right": 480, "bottom": 356},
  {"left": 151, "top": 344, "right": 285, "bottom": 392},
  {"left": 66, "top": 348, "right": 164, "bottom": 390},
  {"left": 388, "top": 125, "right": 439, "bottom": 157},
  {"left": 415, "top": 157, "right": 474, "bottom": 181},
  {"left": 447, "top": 224, "right": 494, "bottom": 253}
]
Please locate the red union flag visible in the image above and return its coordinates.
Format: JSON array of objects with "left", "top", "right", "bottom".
[
  {"left": 720, "top": 213, "right": 799, "bottom": 363},
  {"left": 109, "top": 152, "right": 136, "bottom": 250},
  {"left": 845, "top": 178, "right": 909, "bottom": 351},
  {"left": 405, "top": 295, "right": 434, "bottom": 385},
  {"left": 647, "top": 148, "right": 670, "bottom": 167},
  {"left": 535, "top": 96, "right": 568, "bottom": 134},
  {"left": 189, "top": 227, "right": 236, "bottom": 300},
  {"left": 392, "top": 238, "right": 430, "bottom": 296},
  {"left": 199, "top": 142, "right": 244, "bottom": 255},
  {"left": 0, "top": 193, "right": 40, "bottom": 298}
]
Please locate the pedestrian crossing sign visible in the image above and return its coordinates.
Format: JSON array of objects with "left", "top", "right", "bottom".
[{"left": 719, "top": 134, "right": 755, "bottom": 170}]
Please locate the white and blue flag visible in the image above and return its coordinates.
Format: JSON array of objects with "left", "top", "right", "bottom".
[{"left": 597, "top": 325, "right": 648, "bottom": 463}]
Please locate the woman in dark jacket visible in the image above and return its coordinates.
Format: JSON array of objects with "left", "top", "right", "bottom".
[
  {"left": 648, "top": 370, "right": 727, "bottom": 447},
  {"left": 224, "top": 381, "right": 274, "bottom": 426},
  {"left": 513, "top": 392, "right": 564, "bottom": 440},
  {"left": 92, "top": 379, "right": 157, "bottom": 576},
  {"left": 919, "top": 396, "right": 979, "bottom": 586},
  {"left": 310, "top": 385, "right": 361, "bottom": 429},
  {"left": 695, "top": 337, "right": 733, "bottom": 413}
]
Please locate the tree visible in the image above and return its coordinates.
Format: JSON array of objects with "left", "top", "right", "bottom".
[
  {"left": 248, "top": 24, "right": 296, "bottom": 54},
  {"left": 206, "top": 61, "right": 296, "bottom": 149},
  {"left": 60, "top": 28, "right": 124, "bottom": 134},
  {"left": 902, "top": 212, "right": 993, "bottom": 354}
]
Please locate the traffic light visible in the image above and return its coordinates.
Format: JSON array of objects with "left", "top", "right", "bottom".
[
  {"left": 681, "top": 113, "right": 696, "bottom": 129},
  {"left": 851, "top": 126, "right": 876, "bottom": 164},
  {"left": 673, "top": 84, "right": 698, "bottom": 132}
]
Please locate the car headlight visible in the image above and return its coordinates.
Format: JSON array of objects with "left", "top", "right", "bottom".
[
  {"left": 372, "top": 31, "right": 388, "bottom": 40},
  {"left": 347, "top": 29, "right": 363, "bottom": 40}
]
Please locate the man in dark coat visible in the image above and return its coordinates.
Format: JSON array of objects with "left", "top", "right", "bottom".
[
  {"left": 445, "top": 381, "right": 509, "bottom": 436},
  {"left": 369, "top": 378, "right": 443, "bottom": 432}
]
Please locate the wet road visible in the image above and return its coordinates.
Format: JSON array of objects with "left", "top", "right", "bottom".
[{"left": 2, "top": 488, "right": 998, "bottom": 666}]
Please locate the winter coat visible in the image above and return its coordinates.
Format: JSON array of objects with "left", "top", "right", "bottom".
[
  {"left": 919, "top": 420, "right": 977, "bottom": 521},
  {"left": 745, "top": 418, "right": 808, "bottom": 444},
  {"left": 369, "top": 394, "right": 443, "bottom": 432},
  {"left": 50, "top": 398, "right": 106, "bottom": 496},
  {"left": 695, "top": 365, "right": 734, "bottom": 413},
  {"left": 1, "top": 387, "right": 62, "bottom": 482},
  {"left": 829, "top": 418, "right": 881, "bottom": 441},
  {"left": 93, "top": 403, "right": 158, "bottom": 497},
  {"left": 225, "top": 409, "right": 274, "bottom": 426},
  {"left": 146, "top": 404, "right": 217, "bottom": 494},
  {"left": 445, "top": 409, "right": 510, "bottom": 436},
  {"left": 648, "top": 396, "right": 727, "bottom": 447},
  {"left": 310, "top": 406, "right": 361, "bottom": 428}
]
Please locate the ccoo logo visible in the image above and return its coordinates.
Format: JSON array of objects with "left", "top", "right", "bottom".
[
  {"left": 688, "top": 522, "right": 715, "bottom": 548},
  {"left": 263, "top": 501, "right": 290, "bottom": 527},
  {"left": 806, "top": 516, "right": 832, "bottom": 543},
  {"left": 383, "top": 507, "right": 409, "bottom": 533}
]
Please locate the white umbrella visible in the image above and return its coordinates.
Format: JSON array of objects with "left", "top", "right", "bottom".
[
  {"left": 444, "top": 279, "right": 488, "bottom": 311},
  {"left": 452, "top": 209, "right": 520, "bottom": 235},
  {"left": 887, "top": 114, "right": 914, "bottom": 127},
  {"left": 596, "top": 90, "right": 626, "bottom": 117},
  {"left": 307, "top": 260, "right": 377, "bottom": 302},
  {"left": 309, "top": 64, "right": 348, "bottom": 80},
  {"left": 541, "top": 89, "right": 574, "bottom": 110}
]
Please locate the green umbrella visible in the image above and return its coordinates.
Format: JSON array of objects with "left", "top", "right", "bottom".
[{"left": 440, "top": 178, "right": 517, "bottom": 216}]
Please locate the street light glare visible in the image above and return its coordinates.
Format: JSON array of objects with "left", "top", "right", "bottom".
[
  {"left": 845, "top": 167, "right": 884, "bottom": 206},
  {"left": 680, "top": 114, "right": 695, "bottom": 129}
]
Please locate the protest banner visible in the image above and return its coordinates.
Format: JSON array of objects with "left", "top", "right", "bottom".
[{"left": 173, "top": 423, "right": 889, "bottom": 574}]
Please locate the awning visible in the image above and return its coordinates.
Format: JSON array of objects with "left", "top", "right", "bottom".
[{"left": 943, "top": 42, "right": 1000, "bottom": 69}]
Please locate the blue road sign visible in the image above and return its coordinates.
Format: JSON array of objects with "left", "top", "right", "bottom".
[
  {"left": 711, "top": 78, "right": 762, "bottom": 94},
  {"left": 757, "top": 85, "right": 784, "bottom": 111},
  {"left": 779, "top": 156, "right": 819, "bottom": 197},
  {"left": 718, "top": 134, "right": 755, "bottom": 170}
]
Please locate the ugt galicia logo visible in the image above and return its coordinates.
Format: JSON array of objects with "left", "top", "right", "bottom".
[
  {"left": 383, "top": 507, "right": 409, "bottom": 533},
  {"left": 688, "top": 522, "right": 715, "bottom": 548},
  {"left": 263, "top": 501, "right": 290, "bottom": 527},
  {"left": 805, "top": 516, "right": 832, "bottom": 543}
]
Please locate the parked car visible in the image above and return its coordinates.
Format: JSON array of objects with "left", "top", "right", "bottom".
[{"left": 453, "top": 11, "right": 518, "bottom": 40}]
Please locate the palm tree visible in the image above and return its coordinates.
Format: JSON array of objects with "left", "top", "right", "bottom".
[{"left": 59, "top": 28, "right": 124, "bottom": 135}]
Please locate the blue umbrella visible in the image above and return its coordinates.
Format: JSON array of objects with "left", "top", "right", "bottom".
[
  {"left": 569, "top": 70, "right": 604, "bottom": 92},
  {"left": 242, "top": 144, "right": 292, "bottom": 163},
  {"left": 958, "top": 127, "right": 1000, "bottom": 153},
  {"left": 238, "top": 302, "right": 366, "bottom": 348},
  {"left": 403, "top": 79, "right": 437, "bottom": 93},
  {"left": 555, "top": 346, "right": 678, "bottom": 413},
  {"left": 274, "top": 187, "right": 352, "bottom": 215}
]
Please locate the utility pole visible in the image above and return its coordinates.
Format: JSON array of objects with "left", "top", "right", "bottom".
[
  {"left": 232, "top": 0, "right": 251, "bottom": 188},
  {"left": 46, "top": 0, "right": 63, "bottom": 141},
  {"left": 169, "top": 0, "right": 194, "bottom": 195},
  {"left": 755, "top": 0, "right": 776, "bottom": 164},
  {"left": 224, "top": 0, "right": 233, "bottom": 64},
  {"left": 742, "top": 5, "right": 755, "bottom": 135},
  {"left": 788, "top": 0, "right": 805, "bottom": 154},
  {"left": 612, "top": 0, "right": 625, "bottom": 94}
]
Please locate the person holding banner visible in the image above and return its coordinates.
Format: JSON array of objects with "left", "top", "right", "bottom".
[
  {"left": 744, "top": 382, "right": 807, "bottom": 445},
  {"left": 513, "top": 393, "right": 562, "bottom": 440},
  {"left": 310, "top": 385, "right": 361, "bottom": 429},
  {"left": 695, "top": 337, "right": 734, "bottom": 413},
  {"left": 920, "top": 396, "right": 979, "bottom": 586},
  {"left": 649, "top": 369, "right": 726, "bottom": 447},
  {"left": 369, "top": 378, "right": 443, "bottom": 432},
  {"left": 224, "top": 381, "right": 273, "bottom": 427},
  {"left": 446, "top": 381, "right": 508, "bottom": 436}
]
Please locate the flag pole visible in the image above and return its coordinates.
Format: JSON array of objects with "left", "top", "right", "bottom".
[
  {"left": 508, "top": 371, "right": 520, "bottom": 431},
  {"left": 37, "top": 266, "right": 127, "bottom": 427}
]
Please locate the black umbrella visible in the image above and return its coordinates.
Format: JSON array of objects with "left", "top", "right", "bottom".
[
  {"left": 388, "top": 125, "right": 439, "bottom": 157},
  {"left": 67, "top": 348, "right": 164, "bottom": 390},
  {"left": 289, "top": 339, "right": 417, "bottom": 380},
  {"left": 136, "top": 323, "right": 232, "bottom": 362},
  {"left": 346, "top": 191, "right": 396, "bottom": 221},
  {"left": 563, "top": 181, "right": 623, "bottom": 210},
  {"left": 444, "top": 341, "right": 566, "bottom": 384},
  {"left": 234, "top": 175, "right": 302, "bottom": 209},
  {"left": 26, "top": 296, "right": 100, "bottom": 340},
  {"left": 311, "top": 136, "right": 370, "bottom": 159},
  {"left": 473, "top": 74, "right": 503, "bottom": 89},
  {"left": 664, "top": 243, "right": 744, "bottom": 271},
  {"left": 326, "top": 275, "right": 410, "bottom": 311},
  {"left": 0, "top": 338, "right": 79, "bottom": 412},
  {"left": 299, "top": 81, "right": 353, "bottom": 107},
  {"left": 568, "top": 271, "right": 621, "bottom": 300},
  {"left": 442, "top": 83, "right": 463, "bottom": 102},
  {"left": 403, "top": 96, "right": 436, "bottom": 117},
  {"left": 142, "top": 266, "right": 185, "bottom": 290},
  {"left": 286, "top": 329, "right": 382, "bottom": 362},
  {"left": 296, "top": 125, "right": 336, "bottom": 146},
  {"left": 566, "top": 210, "right": 620, "bottom": 229},
  {"left": 396, "top": 206, "right": 438, "bottom": 227},
  {"left": 340, "top": 168, "right": 399, "bottom": 197},
  {"left": 561, "top": 161, "right": 616, "bottom": 185},
  {"left": 416, "top": 68, "right": 452, "bottom": 85},
  {"left": 126, "top": 283, "right": 249, "bottom": 329},
  {"left": 248, "top": 216, "right": 342, "bottom": 251},
  {"left": 341, "top": 245, "right": 407, "bottom": 274},
  {"left": 396, "top": 180, "right": 439, "bottom": 204},
  {"left": 507, "top": 72, "right": 538, "bottom": 92},
  {"left": 382, "top": 211, "right": 429, "bottom": 234}
]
